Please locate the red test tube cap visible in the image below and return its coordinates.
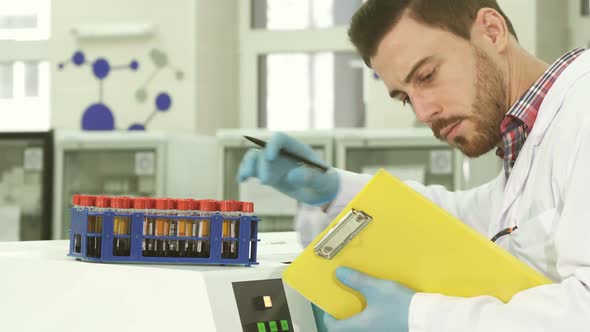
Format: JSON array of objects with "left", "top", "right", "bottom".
[
  {"left": 79, "top": 195, "right": 96, "bottom": 207},
  {"left": 200, "top": 200, "right": 219, "bottom": 212},
  {"left": 165, "top": 198, "right": 176, "bottom": 210},
  {"left": 111, "top": 197, "right": 131, "bottom": 209},
  {"left": 72, "top": 194, "right": 82, "bottom": 205},
  {"left": 132, "top": 197, "right": 148, "bottom": 210},
  {"left": 176, "top": 199, "right": 194, "bottom": 211},
  {"left": 155, "top": 198, "right": 168, "bottom": 210},
  {"left": 95, "top": 196, "right": 111, "bottom": 208},
  {"left": 144, "top": 198, "right": 156, "bottom": 209},
  {"left": 241, "top": 201, "right": 254, "bottom": 213},
  {"left": 191, "top": 199, "right": 201, "bottom": 211},
  {"left": 219, "top": 200, "right": 233, "bottom": 212},
  {"left": 231, "top": 200, "right": 242, "bottom": 212}
]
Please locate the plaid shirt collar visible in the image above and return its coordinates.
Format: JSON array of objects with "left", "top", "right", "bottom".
[{"left": 496, "top": 48, "right": 585, "bottom": 179}]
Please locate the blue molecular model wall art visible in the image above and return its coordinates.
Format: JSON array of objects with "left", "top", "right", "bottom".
[
  {"left": 58, "top": 49, "right": 184, "bottom": 131},
  {"left": 128, "top": 49, "right": 184, "bottom": 131}
]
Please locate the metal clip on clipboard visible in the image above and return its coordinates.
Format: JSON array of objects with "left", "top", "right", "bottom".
[{"left": 314, "top": 209, "right": 372, "bottom": 259}]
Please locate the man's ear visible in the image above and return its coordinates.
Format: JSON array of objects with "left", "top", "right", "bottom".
[{"left": 471, "top": 8, "right": 509, "bottom": 52}]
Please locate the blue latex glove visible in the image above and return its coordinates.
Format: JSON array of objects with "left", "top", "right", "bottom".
[
  {"left": 236, "top": 132, "right": 339, "bottom": 206},
  {"left": 324, "top": 267, "right": 415, "bottom": 332},
  {"left": 312, "top": 303, "right": 329, "bottom": 332}
]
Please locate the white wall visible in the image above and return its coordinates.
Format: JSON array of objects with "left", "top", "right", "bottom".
[
  {"left": 50, "top": 0, "right": 239, "bottom": 134},
  {"left": 569, "top": 0, "right": 590, "bottom": 49},
  {"left": 194, "top": 0, "right": 239, "bottom": 134}
]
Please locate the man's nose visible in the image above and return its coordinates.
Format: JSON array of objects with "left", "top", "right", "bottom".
[{"left": 411, "top": 95, "right": 441, "bottom": 125}]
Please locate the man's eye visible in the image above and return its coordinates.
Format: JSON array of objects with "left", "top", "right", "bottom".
[{"left": 419, "top": 70, "right": 435, "bottom": 83}]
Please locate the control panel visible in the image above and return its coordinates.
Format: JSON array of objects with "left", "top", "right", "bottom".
[{"left": 233, "top": 279, "right": 295, "bottom": 332}]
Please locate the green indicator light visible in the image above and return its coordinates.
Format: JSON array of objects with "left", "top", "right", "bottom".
[
  {"left": 269, "top": 321, "right": 279, "bottom": 332},
  {"left": 280, "top": 320, "right": 290, "bottom": 331},
  {"left": 257, "top": 322, "right": 267, "bottom": 332}
]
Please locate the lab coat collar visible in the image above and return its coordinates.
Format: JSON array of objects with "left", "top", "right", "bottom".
[
  {"left": 528, "top": 50, "right": 590, "bottom": 147},
  {"left": 498, "top": 49, "right": 590, "bottom": 226}
]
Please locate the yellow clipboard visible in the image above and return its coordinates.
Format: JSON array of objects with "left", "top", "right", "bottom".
[{"left": 282, "top": 169, "right": 552, "bottom": 320}]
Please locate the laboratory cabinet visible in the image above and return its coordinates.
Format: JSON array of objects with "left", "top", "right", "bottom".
[
  {"left": 0, "top": 132, "right": 53, "bottom": 241},
  {"left": 334, "top": 128, "right": 502, "bottom": 191},
  {"left": 52, "top": 130, "right": 219, "bottom": 240}
]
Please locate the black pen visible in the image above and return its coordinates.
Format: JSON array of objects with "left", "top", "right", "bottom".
[{"left": 243, "top": 135, "right": 329, "bottom": 173}]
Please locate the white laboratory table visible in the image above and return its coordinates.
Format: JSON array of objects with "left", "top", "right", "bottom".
[{"left": 0, "top": 232, "right": 315, "bottom": 332}]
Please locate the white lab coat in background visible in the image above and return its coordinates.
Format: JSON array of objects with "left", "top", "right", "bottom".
[
  {"left": 322, "top": 50, "right": 590, "bottom": 332},
  {"left": 294, "top": 203, "right": 332, "bottom": 247}
]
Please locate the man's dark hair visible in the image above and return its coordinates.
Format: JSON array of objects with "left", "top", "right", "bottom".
[{"left": 348, "top": 0, "right": 518, "bottom": 67}]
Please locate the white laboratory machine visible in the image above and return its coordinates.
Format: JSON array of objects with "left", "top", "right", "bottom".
[
  {"left": 0, "top": 131, "right": 53, "bottom": 241},
  {"left": 334, "top": 128, "right": 502, "bottom": 190},
  {"left": 217, "top": 129, "right": 334, "bottom": 233},
  {"left": 52, "top": 130, "right": 219, "bottom": 240},
  {"left": 0, "top": 232, "right": 317, "bottom": 332}
]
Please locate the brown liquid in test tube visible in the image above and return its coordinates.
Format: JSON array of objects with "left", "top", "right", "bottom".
[
  {"left": 154, "top": 198, "right": 169, "bottom": 257},
  {"left": 165, "top": 198, "right": 177, "bottom": 257},
  {"left": 112, "top": 197, "right": 132, "bottom": 256},
  {"left": 175, "top": 199, "right": 193, "bottom": 257},
  {"left": 188, "top": 199, "right": 201, "bottom": 257},
  {"left": 79, "top": 195, "right": 95, "bottom": 255},
  {"left": 72, "top": 195, "right": 82, "bottom": 253},
  {"left": 132, "top": 197, "right": 150, "bottom": 257},
  {"left": 112, "top": 198, "right": 119, "bottom": 255},
  {"left": 241, "top": 201, "right": 254, "bottom": 259},
  {"left": 231, "top": 201, "right": 242, "bottom": 259},
  {"left": 144, "top": 198, "right": 156, "bottom": 256},
  {"left": 220, "top": 200, "right": 231, "bottom": 259},
  {"left": 220, "top": 200, "right": 241, "bottom": 259},
  {"left": 198, "top": 200, "right": 216, "bottom": 258},
  {"left": 92, "top": 196, "right": 110, "bottom": 258}
]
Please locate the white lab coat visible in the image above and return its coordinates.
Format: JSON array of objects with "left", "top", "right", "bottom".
[
  {"left": 294, "top": 203, "right": 332, "bottom": 247},
  {"left": 324, "top": 50, "right": 590, "bottom": 332}
]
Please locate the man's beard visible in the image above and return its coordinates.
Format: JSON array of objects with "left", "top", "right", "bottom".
[{"left": 432, "top": 46, "right": 507, "bottom": 158}]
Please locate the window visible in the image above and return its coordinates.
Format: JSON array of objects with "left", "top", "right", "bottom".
[
  {"left": 0, "top": 0, "right": 51, "bottom": 132},
  {"left": 252, "top": 0, "right": 360, "bottom": 30},
  {"left": 240, "top": 0, "right": 365, "bottom": 130},
  {"left": 259, "top": 52, "right": 364, "bottom": 130},
  {"left": 0, "top": 0, "right": 50, "bottom": 41},
  {"left": 0, "top": 61, "right": 50, "bottom": 131}
]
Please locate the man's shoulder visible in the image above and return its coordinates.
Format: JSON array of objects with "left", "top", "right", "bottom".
[
  {"left": 558, "top": 72, "right": 590, "bottom": 122},
  {"left": 539, "top": 71, "right": 590, "bottom": 154}
]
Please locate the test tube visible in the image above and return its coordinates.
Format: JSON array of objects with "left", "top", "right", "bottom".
[
  {"left": 134, "top": 198, "right": 147, "bottom": 254},
  {"left": 89, "top": 196, "right": 110, "bottom": 258},
  {"left": 154, "top": 198, "right": 173, "bottom": 257},
  {"left": 188, "top": 199, "right": 201, "bottom": 257},
  {"left": 230, "top": 200, "right": 242, "bottom": 259},
  {"left": 176, "top": 199, "right": 194, "bottom": 257},
  {"left": 220, "top": 200, "right": 240, "bottom": 259},
  {"left": 144, "top": 198, "right": 156, "bottom": 256},
  {"left": 197, "top": 200, "right": 217, "bottom": 258},
  {"left": 78, "top": 195, "right": 95, "bottom": 254},
  {"left": 72, "top": 195, "right": 81, "bottom": 253},
  {"left": 242, "top": 201, "right": 254, "bottom": 259},
  {"left": 112, "top": 197, "right": 132, "bottom": 256},
  {"left": 166, "top": 199, "right": 177, "bottom": 257},
  {"left": 132, "top": 197, "right": 151, "bottom": 257}
]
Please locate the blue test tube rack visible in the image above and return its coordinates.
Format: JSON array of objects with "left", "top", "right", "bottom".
[{"left": 68, "top": 208, "right": 261, "bottom": 266}]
